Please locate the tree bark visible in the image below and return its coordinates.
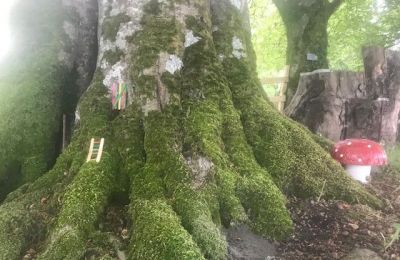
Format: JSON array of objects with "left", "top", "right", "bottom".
[
  {"left": 0, "top": 0, "right": 379, "bottom": 259},
  {"left": 285, "top": 47, "right": 400, "bottom": 146},
  {"left": 0, "top": 0, "right": 98, "bottom": 200},
  {"left": 272, "top": 0, "right": 344, "bottom": 105}
]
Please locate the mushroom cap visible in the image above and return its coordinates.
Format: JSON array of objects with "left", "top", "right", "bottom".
[{"left": 331, "top": 139, "right": 387, "bottom": 166}]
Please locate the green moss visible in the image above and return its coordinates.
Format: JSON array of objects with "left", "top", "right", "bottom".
[
  {"left": 0, "top": 0, "right": 71, "bottom": 199},
  {"left": 39, "top": 153, "right": 116, "bottom": 259},
  {"left": 102, "top": 13, "right": 131, "bottom": 41},
  {"left": 130, "top": 16, "right": 180, "bottom": 98},
  {"left": 180, "top": 13, "right": 293, "bottom": 240},
  {"left": 103, "top": 48, "right": 124, "bottom": 66},
  {"left": 173, "top": 185, "right": 227, "bottom": 260},
  {"left": 130, "top": 199, "right": 204, "bottom": 260},
  {"left": 211, "top": 2, "right": 381, "bottom": 208}
]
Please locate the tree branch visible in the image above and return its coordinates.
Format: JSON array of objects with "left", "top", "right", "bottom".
[{"left": 328, "top": 0, "right": 345, "bottom": 16}]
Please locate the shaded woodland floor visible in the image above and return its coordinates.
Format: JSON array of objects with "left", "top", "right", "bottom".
[
  {"left": 19, "top": 168, "right": 400, "bottom": 260},
  {"left": 278, "top": 167, "right": 400, "bottom": 259}
]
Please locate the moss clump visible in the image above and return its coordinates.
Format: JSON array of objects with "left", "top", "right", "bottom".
[
  {"left": 210, "top": 1, "right": 380, "bottom": 208},
  {"left": 130, "top": 199, "right": 204, "bottom": 260},
  {"left": 102, "top": 14, "right": 131, "bottom": 41},
  {"left": 39, "top": 153, "right": 116, "bottom": 259},
  {"left": 0, "top": 0, "right": 73, "bottom": 199},
  {"left": 103, "top": 48, "right": 124, "bottom": 66}
]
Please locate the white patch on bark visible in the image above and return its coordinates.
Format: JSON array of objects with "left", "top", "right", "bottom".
[
  {"left": 185, "top": 156, "right": 214, "bottom": 189},
  {"left": 184, "top": 30, "right": 201, "bottom": 48},
  {"left": 141, "top": 52, "right": 181, "bottom": 114},
  {"left": 175, "top": 4, "right": 199, "bottom": 25},
  {"left": 98, "top": 0, "right": 148, "bottom": 107},
  {"left": 74, "top": 107, "right": 81, "bottom": 125},
  {"left": 102, "top": 61, "right": 128, "bottom": 88},
  {"left": 165, "top": 55, "right": 183, "bottom": 74},
  {"left": 230, "top": 0, "right": 242, "bottom": 9},
  {"left": 232, "top": 36, "right": 246, "bottom": 59},
  {"left": 142, "top": 97, "right": 162, "bottom": 116}
]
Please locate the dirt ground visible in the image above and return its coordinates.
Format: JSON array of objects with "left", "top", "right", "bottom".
[
  {"left": 22, "top": 167, "right": 400, "bottom": 260},
  {"left": 277, "top": 167, "right": 400, "bottom": 260}
]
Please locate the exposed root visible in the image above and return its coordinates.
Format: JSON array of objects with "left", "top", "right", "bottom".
[
  {"left": 39, "top": 154, "right": 116, "bottom": 259},
  {"left": 210, "top": 0, "right": 381, "bottom": 208}
]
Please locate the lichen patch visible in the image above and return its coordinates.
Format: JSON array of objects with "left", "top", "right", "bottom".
[
  {"left": 184, "top": 30, "right": 201, "bottom": 48},
  {"left": 165, "top": 55, "right": 183, "bottom": 74},
  {"left": 232, "top": 36, "right": 247, "bottom": 59},
  {"left": 185, "top": 156, "right": 214, "bottom": 189},
  {"left": 102, "top": 61, "right": 128, "bottom": 88}
]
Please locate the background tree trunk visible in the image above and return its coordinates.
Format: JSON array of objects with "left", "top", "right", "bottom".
[
  {"left": 272, "top": 0, "right": 344, "bottom": 105},
  {"left": 0, "top": 0, "right": 98, "bottom": 200},
  {"left": 0, "top": 0, "right": 379, "bottom": 259},
  {"left": 286, "top": 46, "right": 400, "bottom": 146}
]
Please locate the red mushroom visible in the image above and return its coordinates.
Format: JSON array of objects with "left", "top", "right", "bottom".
[{"left": 331, "top": 139, "right": 387, "bottom": 183}]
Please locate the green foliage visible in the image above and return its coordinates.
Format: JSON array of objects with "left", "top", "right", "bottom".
[
  {"left": 249, "top": 0, "right": 286, "bottom": 77},
  {"left": 250, "top": 0, "right": 400, "bottom": 74},
  {"left": 328, "top": 0, "right": 384, "bottom": 70}
]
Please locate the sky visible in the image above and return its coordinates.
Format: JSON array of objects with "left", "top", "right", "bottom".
[{"left": 0, "top": 0, "right": 16, "bottom": 59}]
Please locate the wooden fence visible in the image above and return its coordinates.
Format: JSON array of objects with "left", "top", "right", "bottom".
[{"left": 260, "top": 66, "right": 290, "bottom": 112}]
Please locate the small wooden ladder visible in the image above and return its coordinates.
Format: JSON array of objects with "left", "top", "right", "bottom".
[{"left": 86, "top": 138, "right": 105, "bottom": 163}]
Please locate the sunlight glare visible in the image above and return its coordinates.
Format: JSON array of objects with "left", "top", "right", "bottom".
[{"left": 0, "top": 0, "right": 16, "bottom": 59}]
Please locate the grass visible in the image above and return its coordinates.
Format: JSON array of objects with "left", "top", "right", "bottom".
[{"left": 387, "top": 145, "right": 400, "bottom": 172}]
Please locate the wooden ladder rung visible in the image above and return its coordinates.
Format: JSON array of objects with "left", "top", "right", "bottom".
[{"left": 86, "top": 138, "right": 105, "bottom": 163}]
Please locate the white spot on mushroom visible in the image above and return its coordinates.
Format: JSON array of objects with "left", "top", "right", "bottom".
[
  {"left": 165, "top": 55, "right": 183, "bottom": 74},
  {"left": 358, "top": 158, "right": 362, "bottom": 163},
  {"left": 347, "top": 142, "right": 352, "bottom": 146},
  {"left": 232, "top": 36, "right": 246, "bottom": 59},
  {"left": 367, "top": 144, "right": 372, "bottom": 148},
  {"left": 340, "top": 154, "right": 344, "bottom": 158},
  {"left": 184, "top": 30, "right": 201, "bottom": 48},
  {"left": 334, "top": 148, "right": 339, "bottom": 153}
]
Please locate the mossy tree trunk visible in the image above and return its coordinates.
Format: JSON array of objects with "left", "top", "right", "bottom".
[
  {"left": 272, "top": 0, "right": 344, "bottom": 105},
  {"left": 0, "top": 0, "right": 379, "bottom": 259}
]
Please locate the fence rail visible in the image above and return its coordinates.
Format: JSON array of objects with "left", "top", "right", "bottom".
[{"left": 261, "top": 65, "right": 290, "bottom": 112}]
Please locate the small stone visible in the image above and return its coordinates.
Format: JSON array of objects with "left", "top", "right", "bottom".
[
  {"left": 342, "top": 231, "right": 350, "bottom": 236},
  {"left": 348, "top": 223, "right": 359, "bottom": 230},
  {"left": 40, "top": 197, "right": 48, "bottom": 205},
  {"left": 121, "top": 228, "right": 129, "bottom": 239},
  {"left": 369, "top": 225, "right": 375, "bottom": 230}
]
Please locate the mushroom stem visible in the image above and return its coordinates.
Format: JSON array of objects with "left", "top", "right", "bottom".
[{"left": 345, "top": 165, "right": 372, "bottom": 184}]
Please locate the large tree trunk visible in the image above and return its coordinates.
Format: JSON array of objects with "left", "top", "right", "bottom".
[
  {"left": 0, "top": 0, "right": 98, "bottom": 200},
  {"left": 272, "top": 0, "right": 343, "bottom": 105},
  {"left": 0, "top": 0, "right": 379, "bottom": 259}
]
